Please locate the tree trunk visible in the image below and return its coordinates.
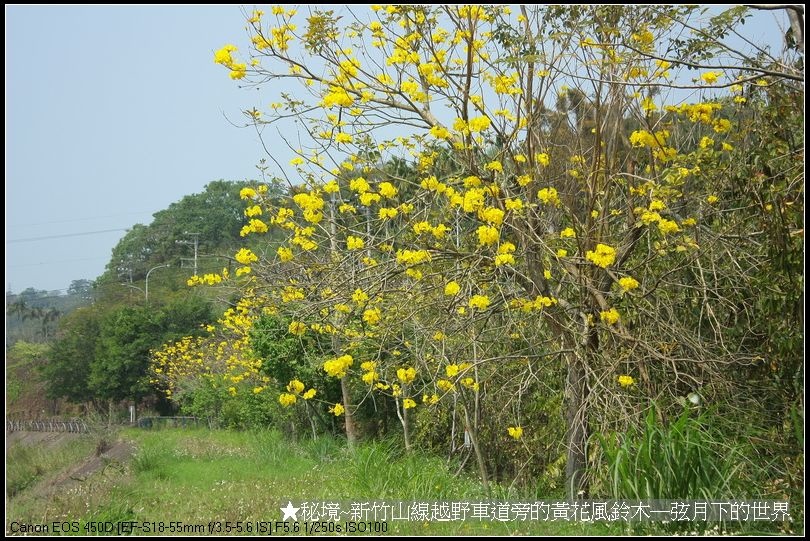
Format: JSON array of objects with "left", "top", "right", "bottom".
[
  {"left": 565, "top": 312, "right": 595, "bottom": 499},
  {"left": 565, "top": 352, "right": 589, "bottom": 499},
  {"left": 340, "top": 378, "right": 358, "bottom": 448},
  {"left": 464, "top": 404, "right": 490, "bottom": 494}
]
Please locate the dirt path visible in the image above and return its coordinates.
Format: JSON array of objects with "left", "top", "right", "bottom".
[{"left": 6, "top": 430, "right": 135, "bottom": 495}]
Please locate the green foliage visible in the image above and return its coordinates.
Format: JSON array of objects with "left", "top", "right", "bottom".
[
  {"left": 44, "top": 296, "right": 213, "bottom": 405},
  {"left": 99, "top": 180, "right": 281, "bottom": 284},
  {"left": 596, "top": 406, "right": 744, "bottom": 501},
  {"left": 7, "top": 341, "right": 51, "bottom": 404},
  {"left": 91, "top": 297, "right": 213, "bottom": 402},
  {"left": 42, "top": 307, "right": 101, "bottom": 403},
  {"left": 9, "top": 340, "right": 51, "bottom": 361},
  {"left": 6, "top": 436, "right": 95, "bottom": 497},
  {"left": 251, "top": 313, "right": 317, "bottom": 384},
  {"left": 8, "top": 428, "right": 617, "bottom": 535},
  {"left": 91, "top": 306, "right": 165, "bottom": 401}
]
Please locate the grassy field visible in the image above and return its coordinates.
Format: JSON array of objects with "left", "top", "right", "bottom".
[{"left": 6, "top": 428, "right": 618, "bottom": 536}]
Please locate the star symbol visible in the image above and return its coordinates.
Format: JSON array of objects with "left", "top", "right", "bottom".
[{"left": 280, "top": 501, "right": 299, "bottom": 521}]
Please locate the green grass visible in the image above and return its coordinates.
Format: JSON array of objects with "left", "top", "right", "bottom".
[
  {"left": 7, "top": 428, "right": 616, "bottom": 536},
  {"left": 6, "top": 434, "right": 97, "bottom": 497}
]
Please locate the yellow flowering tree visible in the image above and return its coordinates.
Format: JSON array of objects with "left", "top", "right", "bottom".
[{"left": 204, "top": 5, "right": 801, "bottom": 495}]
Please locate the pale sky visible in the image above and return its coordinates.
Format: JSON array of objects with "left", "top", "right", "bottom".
[
  {"left": 6, "top": 6, "right": 268, "bottom": 293},
  {"left": 5, "top": 5, "right": 792, "bottom": 294}
]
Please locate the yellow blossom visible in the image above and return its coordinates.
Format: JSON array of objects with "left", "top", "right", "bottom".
[
  {"left": 397, "top": 367, "right": 417, "bottom": 384},
  {"left": 618, "top": 375, "right": 635, "bottom": 387},
  {"left": 363, "top": 307, "right": 382, "bottom": 326},
  {"left": 657, "top": 219, "right": 680, "bottom": 235},
  {"left": 429, "top": 125, "right": 451, "bottom": 139},
  {"left": 360, "top": 193, "right": 381, "bottom": 206},
  {"left": 279, "top": 393, "right": 297, "bottom": 406},
  {"left": 479, "top": 207, "right": 505, "bottom": 226},
  {"left": 600, "top": 308, "right": 620, "bottom": 325},
  {"left": 324, "top": 354, "right": 353, "bottom": 378},
  {"left": 288, "top": 321, "right": 307, "bottom": 336},
  {"left": 535, "top": 153, "right": 550, "bottom": 166},
  {"left": 618, "top": 276, "right": 640, "bottom": 291},
  {"left": 360, "top": 361, "right": 377, "bottom": 372},
  {"left": 378, "top": 182, "right": 398, "bottom": 198},
  {"left": 494, "top": 253, "right": 515, "bottom": 266},
  {"left": 239, "top": 187, "right": 257, "bottom": 200},
  {"left": 347, "top": 236, "right": 365, "bottom": 250},
  {"left": 277, "top": 247, "right": 294, "bottom": 262},
  {"left": 485, "top": 160, "right": 503, "bottom": 173},
  {"left": 537, "top": 187, "right": 560, "bottom": 206},
  {"left": 235, "top": 248, "right": 258, "bottom": 265},
  {"left": 330, "top": 403, "right": 345, "bottom": 416},
  {"left": 505, "top": 198, "right": 523, "bottom": 211},
  {"left": 468, "top": 115, "right": 491, "bottom": 132},
  {"left": 700, "top": 71, "right": 722, "bottom": 84},
  {"left": 349, "top": 177, "right": 370, "bottom": 193},
  {"left": 477, "top": 225, "right": 500, "bottom": 246},
  {"left": 352, "top": 288, "right": 369, "bottom": 305},
  {"left": 468, "top": 295, "right": 491, "bottom": 310},
  {"left": 507, "top": 426, "right": 523, "bottom": 440},
  {"left": 585, "top": 243, "right": 616, "bottom": 268}
]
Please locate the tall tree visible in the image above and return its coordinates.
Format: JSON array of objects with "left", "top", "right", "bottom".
[{"left": 205, "top": 5, "right": 802, "bottom": 495}]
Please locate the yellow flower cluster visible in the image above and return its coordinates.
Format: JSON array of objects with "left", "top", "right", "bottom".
[
  {"left": 477, "top": 225, "right": 500, "bottom": 246},
  {"left": 330, "top": 403, "right": 345, "bottom": 416},
  {"left": 323, "top": 354, "right": 353, "bottom": 378},
  {"left": 397, "top": 367, "right": 417, "bottom": 384},
  {"left": 494, "top": 242, "right": 516, "bottom": 267},
  {"left": 617, "top": 375, "right": 635, "bottom": 387},
  {"left": 396, "top": 249, "right": 431, "bottom": 266},
  {"left": 629, "top": 129, "right": 670, "bottom": 148},
  {"left": 151, "top": 294, "right": 269, "bottom": 401},
  {"left": 235, "top": 248, "right": 258, "bottom": 265},
  {"left": 288, "top": 321, "right": 307, "bottom": 336},
  {"left": 585, "top": 243, "right": 617, "bottom": 268},
  {"left": 363, "top": 307, "right": 382, "bottom": 325},
  {"left": 240, "top": 219, "right": 269, "bottom": 237},
  {"left": 618, "top": 276, "right": 640, "bottom": 291},
  {"left": 213, "top": 44, "right": 247, "bottom": 79},
  {"left": 507, "top": 426, "right": 523, "bottom": 440},
  {"left": 468, "top": 294, "right": 491, "bottom": 310},
  {"left": 347, "top": 236, "right": 365, "bottom": 250},
  {"left": 510, "top": 296, "right": 557, "bottom": 312},
  {"left": 537, "top": 187, "right": 561, "bottom": 206},
  {"left": 600, "top": 308, "right": 620, "bottom": 325}
]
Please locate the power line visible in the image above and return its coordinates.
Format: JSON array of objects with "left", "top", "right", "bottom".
[
  {"left": 7, "top": 256, "right": 108, "bottom": 268},
  {"left": 6, "top": 228, "right": 128, "bottom": 244},
  {"left": 8, "top": 211, "right": 154, "bottom": 228}
]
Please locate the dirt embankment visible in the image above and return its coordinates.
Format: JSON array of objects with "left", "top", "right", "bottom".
[{"left": 6, "top": 430, "right": 135, "bottom": 493}]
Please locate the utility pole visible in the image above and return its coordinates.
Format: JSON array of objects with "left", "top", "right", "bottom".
[
  {"left": 176, "top": 232, "right": 199, "bottom": 276},
  {"left": 145, "top": 263, "right": 171, "bottom": 303}
]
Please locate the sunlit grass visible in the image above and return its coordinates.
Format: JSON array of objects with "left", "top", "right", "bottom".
[{"left": 8, "top": 428, "right": 614, "bottom": 535}]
